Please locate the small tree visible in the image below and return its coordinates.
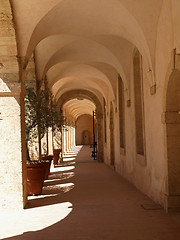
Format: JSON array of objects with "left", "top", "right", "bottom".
[
  {"left": 25, "top": 88, "right": 49, "bottom": 161},
  {"left": 25, "top": 86, "right": 65, "bottom": 161}
]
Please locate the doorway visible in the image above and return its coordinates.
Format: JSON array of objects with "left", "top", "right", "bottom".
[{"left": 82, "top": 130, "right": 90, "bottom": 145}]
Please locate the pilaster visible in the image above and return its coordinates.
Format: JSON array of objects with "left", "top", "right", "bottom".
[
  {"left": 0, "top": 81, "right": 27, "bottom": 209},
  {"left": 0, "top": 0, "right": 27, "bottom": 209}
]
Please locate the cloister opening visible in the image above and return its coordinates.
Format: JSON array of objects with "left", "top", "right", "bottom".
[{"left": 1, "top": 0, "right": 180, "bottom": 215}]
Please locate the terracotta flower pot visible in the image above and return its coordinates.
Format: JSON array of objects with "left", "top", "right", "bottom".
[
  {"left": 26, "top": 161, "right": 46, "bottom": 196},
  {"left": 41, "top": 155, "right": 53, "bottom": 179},
  {"left": 53, "top": 149, "right": 61, "bottom": 166}
]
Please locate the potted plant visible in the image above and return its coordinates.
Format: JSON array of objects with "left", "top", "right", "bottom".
[
  {"left": 25, "top": 81, "right": 65, "bottom": 194},
  {"left": 25, "top": 87, "right": 53, "bottom": 195},
  {"left": 52, "top": 114, "right": 67, "bottom": 165},
  {"left": 40, "top": 77, "right": 66, "bottom": 166}
]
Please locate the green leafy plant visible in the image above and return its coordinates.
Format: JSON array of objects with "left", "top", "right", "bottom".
[
  {"left": 25, "top": 88, "right": 47, "bottom": 161},
  {"left": 25, "top": 85, "right": 65, "bottom": 162}
]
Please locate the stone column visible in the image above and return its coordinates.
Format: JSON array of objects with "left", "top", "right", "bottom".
[
  {"left": 71, "top": 126, "right": 73, "bottom": 148},
  {"left": 0, "top": 81, "right": 27, "bottom": 209},
  {"left": 73, "top": 126, "right": 76, "bottom": 147},
  {"left": 64, "top": 129, "right": 66, "bottom": 153},
  {"left": 67, "top": 126, "right": 70, "bottom": 151},
  {"left": 0, "top": 0, "right": 26, "bottom": 209},
  {"left": 67, "top": 127, "right": 69, "bottom": 151},
  {"left": 69, "top": 125, "right": 72, "bottom": 149},
  {"left": 61, "top": 128, "right": 64, "bottom": 154},
  {"left": 70, "top": 125, "right": 73, "bottom": 148}
]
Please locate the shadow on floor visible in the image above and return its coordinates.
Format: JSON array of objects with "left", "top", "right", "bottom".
[
  {"left": 2, "top": 146, "right": 180, "bottom": 240},
  {"left": 25, "top": 148, "right": 80, "bottom": 210}
]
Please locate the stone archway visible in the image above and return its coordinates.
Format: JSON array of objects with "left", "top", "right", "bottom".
[
  {"left": 58, "top": 89, "right": 104, "bottom": 162},
  {"left": 165, "top": 69, "right": 180, "bottom": 211}
]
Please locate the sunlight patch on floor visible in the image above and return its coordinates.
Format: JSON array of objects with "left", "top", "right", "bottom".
[
  {"left": 0, "top": 146, "right": 83, "bottom": 239},
  {"left": 51, "top": 165, "right": 75, "bottom": 172},
  {"left": 43, "top": 182, "right": 75, "bottom": 193},
  {"left": 0, "top": 202, "right": 73, "bottom": 239},
  {"left": 63, "top": 157, "right": 76, "bottom": 161},
  {"left": 46, "top": 171, "right": 75, "bottom": 181}
]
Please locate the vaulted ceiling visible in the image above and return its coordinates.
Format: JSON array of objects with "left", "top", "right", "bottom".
[{"left": 10, "top": 0, "right": 169, "bottom": 119}]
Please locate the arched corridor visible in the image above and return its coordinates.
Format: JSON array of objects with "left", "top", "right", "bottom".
[
  {"left": 1, "top": 1, "right": 180, "bottom": 234},
  {"left": 1, "top": 146, "right": 180, "bottom": 240}
]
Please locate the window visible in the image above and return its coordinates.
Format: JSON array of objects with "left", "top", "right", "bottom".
[{"left": 118, "top": 75, "right": 125, "bottom": 150}]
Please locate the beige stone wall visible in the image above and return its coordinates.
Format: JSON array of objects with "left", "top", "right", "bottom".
[
  {"left": 111, "top": 54, "right": 166, "bottom": 207},
  {"left": 75, "top": 114, "right": 93, "bottom": 145},
  {"left": 0, "top": 0, "right": 26, "bottom": 209}
]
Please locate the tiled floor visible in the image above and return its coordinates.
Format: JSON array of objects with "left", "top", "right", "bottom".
[{"left": 1, "top": 145, "right": 180, "bottom": 240}]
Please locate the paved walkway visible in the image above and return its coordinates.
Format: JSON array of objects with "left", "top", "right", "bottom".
[{"left": 1, "top": 145, "right": 180, "bottom": 240}]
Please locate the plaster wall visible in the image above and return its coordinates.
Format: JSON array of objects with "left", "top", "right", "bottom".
[
  {"left": 111, "top": 55, "right": 167, "bottom": 207},
  {"left": 75, "top": 114, "right": 93, "bottom": 145},
  {"left": 104, "top": 100, "right": 112, "bottom": 166},
  {"left": 172, "top": 0, "right": 180, "bottom": 53},
  {"left": 102, "top": 0, "right": 180, "bottom": 210},
  {"left": 111, "top": 50, "right": 173, "bottom": 210}
]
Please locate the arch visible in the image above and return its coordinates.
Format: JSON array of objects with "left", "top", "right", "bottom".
[
  {"left": 43, "top": 38, "right": 129, "bottom": 94},
  {"left": 53, "top": 77, "right": 111, "bottom": 101},
  {"left": 54, "top": 79, "right": 107, "bottom": 104},
  {"left": 58, "top": 89, "right": 103, "bottom": 162},
  {"left": 63, "top": 99, "right": 95, "bottom": 119},
  {"left": 58, "top": 90, "right": 103, "bottom": 114},
  {"left": 49, "top": 63, "right": 115, "bottom": 98},
  {"left": 25, "top": 0, "right": 153, "bottom": 75},
  {"left": 34, "top": 34, "right": 133, "bottom": 84}
]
